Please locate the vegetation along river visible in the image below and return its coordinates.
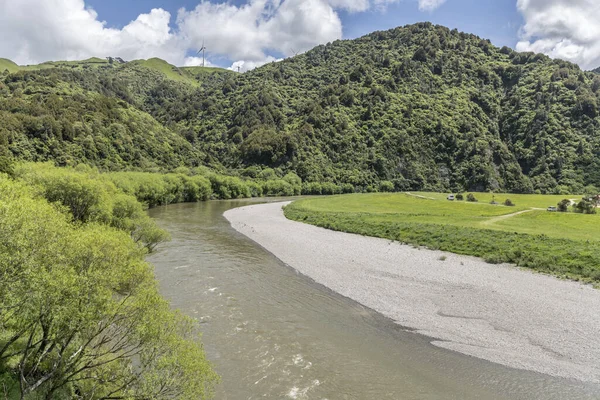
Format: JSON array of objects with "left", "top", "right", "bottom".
[{"left": 148, "top": 199, "right": 600, "bottom": 400}]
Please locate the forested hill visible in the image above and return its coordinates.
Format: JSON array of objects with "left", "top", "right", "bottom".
[{"left": 3, "top": 22, "right": 600, "bottom": 193}]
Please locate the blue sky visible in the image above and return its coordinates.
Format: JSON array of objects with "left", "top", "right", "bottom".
[
  {"left": 88, "top": 0, "right": 523, "bottom": 48},
  {"left": 1, "top": 0, "right": 598, "bottom": 71}
]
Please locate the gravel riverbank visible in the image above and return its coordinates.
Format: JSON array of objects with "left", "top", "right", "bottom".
[{"left": 224, "top": 202, "right": 600, "bottom": 384}]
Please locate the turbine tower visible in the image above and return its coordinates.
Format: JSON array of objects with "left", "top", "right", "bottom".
[{"left": 197, "top": 39, "right": 207, "bottom": 67}]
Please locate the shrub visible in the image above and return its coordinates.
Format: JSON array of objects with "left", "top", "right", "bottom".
[
  {"left": 302, "top": 182, "right": 322, "bottom": 195},
  {"left": 557, "top": 199, "right": 571, "bottom": 212},
  {"left": 574, "top": 198, "right": 597, "bottom": 214},
  {"left": 466, "top": 193, "right": 478, "bottom": 202},
  {"left": 341, "top": 183, "right": 355, "bottom": 194},
  {"left": 504, "top": 199, "right": 515, "bottom": 207},
  {"left": 0, "top": 156, "right": 15, "bottom": 178},
  {"left": 379, "top": 181, "right": 395, "bottom": 192},
  {"left": 455, "top": 193, "right": 464, "bottom": 201},
  {"left": 321, "top": 182, "right": 342, "bottom": 195},
  {"left": 263, "top": 179, "right": 295, "bottom": 196},
  {"left": 246, "top": 181, "right": 264, "bottom": 197}
]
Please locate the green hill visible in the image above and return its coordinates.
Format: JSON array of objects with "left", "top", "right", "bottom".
[
  {"left": 128, "top": 58, "right": 233, "bottom": 86},
  {"left": 2, "top": 23, "right": 600, "bottom": 193},
  {"left": 145, "top": 23, "right": 600, "bottom": 193},
  {"left": 0, "top": 61, "right": 205, "bottom": 169},
  {"left": 0, "top": 58, "right": 19, "bottom": 73}
]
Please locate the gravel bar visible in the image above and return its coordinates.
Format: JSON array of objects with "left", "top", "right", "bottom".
[{"left": 224, "top": 202, "right": 600, "bottom": 383}]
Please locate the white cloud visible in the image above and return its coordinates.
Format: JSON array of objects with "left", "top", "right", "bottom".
[
  {"left": 0, "top": 0, "right": 445, "bottom": 71},
  {"left": 228, "top": 56, "right": 283, "bottom": 73},
  {"left": 183, "top": 56, "right": 215, "bottom": 67},
  {"left": 176, "top": 0, "right": 342, "bottom": 62},
  {"left": 0, "top": 0, "right": 183, "bottom": 65},
  {"left": 327, "top": 0, "right": 370, "bottom": 12},
  {"left": 516, "top": 0, "right": 600, "bottom": 70},
  {"left": 416, "top": 0, "right": 446, "bottom": 12}
]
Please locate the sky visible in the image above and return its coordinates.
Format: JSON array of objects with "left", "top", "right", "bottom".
[{"left": 0, "top": 0, "right": 599, "bottom": 72}]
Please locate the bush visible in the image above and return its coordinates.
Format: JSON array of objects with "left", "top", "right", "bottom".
[
  {"left": 557, "top": 199, "right": 571, "bottom": 212},
  {"left": 341, "top": 183, "right": 355, "bottom": 194},
  {"left": 302, "top": 182, "right": 322, "bottom": 195},
  {"left": 504, "top": 199, "right": 515, "bottom": 207},
  {"left": 574, "top": 198, "right": 597, "bottom": 214},
  {"left": 321, "top": 182, "right": 343, "bottom": 195},
  {"left": 466, "top": 193, "right": 478, "bottom": 202},
  {"left": 0, "top": 156, "right": 15, "bottom": 178},
  {"left": 379, "top": 180, "right": 395, "bottom": 192},
  {"left": 209, "top": 174, "right": 251, "bottom": 199},
  {"left": 263, "top": 179, "right": 295, "bottom": 196},
  {"left": 455, "top": 193, "right": 464, "bottom": 201},
  {"left": 0, "top": 176, "right": 217, "bottom": 398}
]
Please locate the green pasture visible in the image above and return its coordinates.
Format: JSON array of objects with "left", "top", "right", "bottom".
[
  {"left": 412, "top": 192, "right": 574, "bottom": 209},
  {"left": 284, "top": 193, "right": 600, "bottom": 284}
]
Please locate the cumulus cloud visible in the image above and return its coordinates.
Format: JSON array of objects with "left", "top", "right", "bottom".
[
  {"left": 228, "top": 56, "right": 282, "bottom": 73},
  {"left": 516, "top": 0, "right": 600, "bottom": 70},
  {"left": 183, "top": 56, "right": 215, "bottom": 67},
  {"left": 176, "top": 0, "right": 342, "bottom": 62},
  {"left": 0, "top": 0, "right": 446, "bottom": 71},
  {"left": 416, "top": 0, "right": 447, "bottom": 12},
  {"left": 0, "top": 0, "right": 182, "bottom": 65}
]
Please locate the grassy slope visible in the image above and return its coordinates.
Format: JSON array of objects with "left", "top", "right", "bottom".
[
  {"left": 284, "top": 193, "right": 600, "bottom": 284},
  {"left": 0, "top": 58, "right": 20, "bottom": 73},
  {"left": 129, "top": 58, "right": 233, "bottom": 86},
  {"left": 129, "top": 58, "right": 199, "bottom": 86},
  {"left": 1, "top": 56, "right": 232, "bottom": 86}
]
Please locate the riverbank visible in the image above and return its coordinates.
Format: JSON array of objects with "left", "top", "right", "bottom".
[{"left": 224, "top": 202, "right": 600, "bottom": 384}]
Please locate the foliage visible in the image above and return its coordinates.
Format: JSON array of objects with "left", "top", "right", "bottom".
[
  {"left": 284, "top": 194, "right": 600, "bottom": 283},
  {"left": 0, "top": 175, "right": 217, "bottom": 399},
  {"left": 558, "top": 199, "right": 572, "bottom": 212},
  {"left": 504, "top": 198, "right": 515, "bottom": 207},
  {"left": 574, "top": 198, "right": 597, "bottom": 214},
  {"left": 3, "top": 23, "right": 600, "bottom": 194},
  {"left": 15, "top": 163, "right": 170, "bottom": 251},
  {"left": 455, "top": 193, "right": 464, "bottom": 201},
  {"left": 466, "top": 193, "right": 478, "bottom": 202}
]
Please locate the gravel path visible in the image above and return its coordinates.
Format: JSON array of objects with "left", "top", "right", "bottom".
[{"left": 224, "top": 202, "right": 600, "bottom": 384}]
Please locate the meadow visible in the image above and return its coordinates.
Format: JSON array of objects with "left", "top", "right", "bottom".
[{"left": 284, "top": 193, "right": 600, "bottom": 284}]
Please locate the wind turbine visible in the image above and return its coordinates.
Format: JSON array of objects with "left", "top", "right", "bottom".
[{"left": 197, "top": 39, "right": 207, "bottom": 67}]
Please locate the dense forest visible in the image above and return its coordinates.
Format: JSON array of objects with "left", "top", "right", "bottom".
[{"left": 3, "top": 23, "right": 600, "bottom": 193}]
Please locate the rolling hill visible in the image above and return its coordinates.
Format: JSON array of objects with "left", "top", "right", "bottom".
[{"left": 2, "top": 23, "right": 600, "bottom": 193}]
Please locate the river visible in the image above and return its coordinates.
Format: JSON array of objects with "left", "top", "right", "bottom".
[{"left": 148, "top": 199, "right": 600, "bottom": 399}]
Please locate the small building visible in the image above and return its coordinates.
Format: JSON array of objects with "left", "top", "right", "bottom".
[{"left": 447, "top": 195, "right": 455, "bottom": 201}]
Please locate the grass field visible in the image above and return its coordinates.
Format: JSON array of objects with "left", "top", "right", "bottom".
[{"left": 284, "top": 193, "right": 600, "bottom": 284}]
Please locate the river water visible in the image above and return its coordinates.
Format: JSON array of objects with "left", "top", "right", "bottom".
[{"left": 148, "top": 199, "right": 600, "bottom": 400}]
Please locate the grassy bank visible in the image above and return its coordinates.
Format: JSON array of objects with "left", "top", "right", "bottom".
[{"left": 284, "top": 193, "right": 600, "bottom": 284}]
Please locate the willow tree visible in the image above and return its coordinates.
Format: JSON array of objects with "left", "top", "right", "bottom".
[{"left": 0, "top": 176, "right": 217, "bottom": 399}]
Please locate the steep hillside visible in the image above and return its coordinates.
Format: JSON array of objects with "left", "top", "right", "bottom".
[
  {"left": 147, "top": 22, "right": 600, "bottom": 193},
  {"left": 0, "top": 62, "right": 211, "bottom": 169},
  {"left": 2, "top": 23, "right": 600, "bottom": 193}
]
